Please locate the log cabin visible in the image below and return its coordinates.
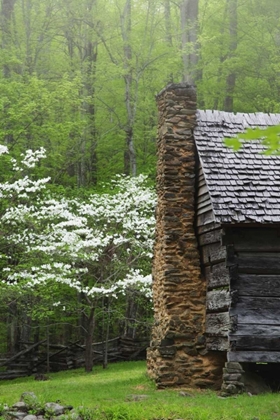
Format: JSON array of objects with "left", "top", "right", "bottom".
[{"left": 147, "top": 83, "right": 280, "bottom": 395}]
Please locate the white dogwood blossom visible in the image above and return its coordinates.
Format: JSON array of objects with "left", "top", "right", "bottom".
[
  {"left": 0, "top": 145, "right": 8, "bottom": 155},
  {"left": 20, "top": 147, "right": 47, "bottom": 168},
  {"left": 0, "top": 145, "right": 156, "bottom": 306}
]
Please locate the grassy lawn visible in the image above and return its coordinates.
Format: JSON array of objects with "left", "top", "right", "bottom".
[{"left": 0, "top": 361, "right": 279, "bottom": 419}]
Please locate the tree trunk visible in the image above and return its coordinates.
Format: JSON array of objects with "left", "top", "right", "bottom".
[
  {"left": 124, "top": 291, "right": 138, "bottom": 339},
  {"left": 224, "top": 0, "right": 238, "bottom": 111},
  {"left": 212, "top": 3, "right": 229, "bottom": 110},
  {"left": 124, "top": 126, "right": 136, "bottom": 177},
  {"left": 46, "top": 323, "right": 50, "bottom": 373},
  {"left": 164, "top": 0, "right": 174, "bottom": 83},
  {"left": 63, "top": 0, "right": 98, "bottom": 187},
  {"left": 102, "top": 297, "right": 110, "bottom": 369},
  {"left": 79, "top": 36, "right": 98, "bottom": 186},
  {"left": 164, "top": 0, "right": 172, "bottom": 46},
  {"left": 7, "top": 301, "right": 19, "bottom": 354},
  {"left": 180, "top": 0, "right": 199, "bottom": 84},
  {"left": 1, "top": 0, "right": 17, "bottom": 77},
  {"left": 21, "top": 0, "right": 34, "bottom": 74},
  {"left": 121, "top": 0, "right": 137, "bottom": 176},
  {"left": 84, "top": 307, "right": 95, "bottom": 372}
]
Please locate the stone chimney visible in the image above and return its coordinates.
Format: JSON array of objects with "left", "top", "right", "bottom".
[{"left": 147, "top": 84, "right": 223, "bottom": 389}]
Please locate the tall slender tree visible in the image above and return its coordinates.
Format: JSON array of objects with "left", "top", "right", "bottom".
[
  {"left": 120, "top": 0, "right": 137, "bottom": 176},
  {"left": 1, "top": 0, "right": 17, "bottom": 77},
  {"left": 60, "top": 0, "right": 99, "bottom": 186},
  {"left": 180, "top": 0, "right": 199, "bottom": 84},
  {"left": 223, "top": 0, "right": 237, "bottom": 111}
]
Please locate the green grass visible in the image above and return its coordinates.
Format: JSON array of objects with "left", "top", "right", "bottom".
[{"left": 0, "top": 361, "right": 280, "bottom": 419}]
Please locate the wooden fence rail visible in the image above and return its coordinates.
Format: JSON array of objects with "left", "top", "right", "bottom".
[{"left": 0, "top": 336, "right": 148, "bottom": 380}]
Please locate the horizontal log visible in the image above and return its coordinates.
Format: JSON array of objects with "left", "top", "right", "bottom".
[
  {"left": 206, "top": 336, "right": 229, "bottom": 351},
  {"left": 234, "top": 252, "right": 280, "bottom": 274},
  {"left": 234, "top": 296, "right": 280, "bottom": 310},
  {"left": 201, "top": 243, "right": 226, "bottom": 265},
  {"left": 198, "top": 229, "right": 222, "bottom": 246},
  {"left": 230, "top": 307, "right": 280, "bottom": 325},
  {"left": 40, "top": 343, "right": 67, "bottom": 349},
  {"left": 226, "top": 227, "right": 280, "bottom": 252},
  {"left": 230, "top": 336, "right": 280, "bottom": 351},
  {"left": 228, "top": 351, "right": 280, "bottom": 363},
  {"left": 0, "top": 371, "right": 29, "bottom": 380},
  {"left": 49, "top": 362, "right": 69, "bottom": 368},
  {"left": 197, "top": 222, "right": 221, "bottom": 235},
  {"left": 33, "top": 345, "right": 70, "bottom": 369},
  {"left": 0, "top": 340, "right": 46, "bottom": 368},
  {"left": 8, "top": 363, "right": 29, "bottom": 369},
  {"left": 205, "top": 263, "right": 230, "bottom": 289},
  {"left": 206, "top": 290, "right": 230, "bottom": 312},
  {"left": 206, "top": 312, "right": 230, "bottom": 337},
  {"left": 93, "top": 337, "right": 120, "bottom": 346},
  {"left": 230, "top": 324, "right": 280, "bottom": 337},
  {"left": 234, "top": 274, "right": 280, "bottom": 296}
]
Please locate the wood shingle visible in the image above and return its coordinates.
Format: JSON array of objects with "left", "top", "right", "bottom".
[{"left": 195, "top": 110, "right": 280, "bottom": 224}]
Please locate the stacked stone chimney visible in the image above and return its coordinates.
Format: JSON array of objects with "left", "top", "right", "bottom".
[{"left": 147, "top": 84, "right": 223, "bottom": 389}]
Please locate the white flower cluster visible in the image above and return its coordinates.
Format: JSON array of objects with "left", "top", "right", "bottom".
[
  {"left": 0, "top": 145, "right": 8, "bottom": 155},
  {"left": 0, "top": 176, "right": 50, "bottom": 199},
  {"left": 1, "top": 147, "right": 156, "bottom": 302},
  {"left": 0, "top": 146, "right": 50, "bottom": 199},
  {"left": 81, "top": 270, "right": 153, "bottom": 299},
  {"left": 20, "top": 147, "right": 47, "bottom": 168}
]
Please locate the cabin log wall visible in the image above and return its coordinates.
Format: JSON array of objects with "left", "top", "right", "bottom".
[{"left": 225, "top": 227, "right": 280, "bottom": 362}]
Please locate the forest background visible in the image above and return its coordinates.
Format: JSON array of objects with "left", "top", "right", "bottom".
[
  {"left": 0, "top": 0, "right": 280, "bottom": 373},
  {"left": 1, "top": 0, "right": 280, "bottom": 184}
]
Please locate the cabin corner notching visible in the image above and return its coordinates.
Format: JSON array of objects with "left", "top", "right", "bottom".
[{"left": 147, "top": 83, "right": 280, "bottom": 395}]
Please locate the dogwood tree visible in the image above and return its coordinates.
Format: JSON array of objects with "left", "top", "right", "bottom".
[{"left": 0, "top": 146, "right": 156, "bottom": 371}]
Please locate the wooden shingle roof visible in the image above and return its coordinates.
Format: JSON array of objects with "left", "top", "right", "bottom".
[{"left": 194, "top": 110, "right": 280, "bottom": 223}]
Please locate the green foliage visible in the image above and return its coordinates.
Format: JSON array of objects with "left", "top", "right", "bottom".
[
  {"left": 0, "top": 75, "right": 85, "bottom": 185},
  {"left": 225, "top": 125, "right": 280, "bottom": 154},
  {"left": 1, "top": 0, "right": 280, "bottom": 183},
  {"left": 0, "top": 0, "right": 178, "bottom": 184},
  {"left": 198, "top": 0, "right": 280, "bottom": 113}
]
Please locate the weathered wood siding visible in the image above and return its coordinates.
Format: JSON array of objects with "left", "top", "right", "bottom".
[
  {"left": 196, "top": 165, "right": 230, "bottom": 352},
  {"left": 197, "top": 165, "right": 215, "bottom": 227},
  {"left": 226, "top": 226, "right": 280, "bottom": 363}
]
